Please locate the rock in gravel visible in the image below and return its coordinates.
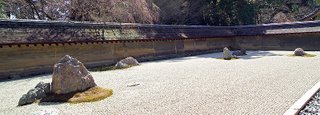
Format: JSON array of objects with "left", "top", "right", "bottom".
[
  {"left": 223, "top": 47, "right": 234, "bottom": 60},
  {"left": 115, "top": 61, "right": 128, "bottom": 69},
  {"left": 35, "top": 82, "right": 51, "bottom": 94},
  {"left": 18, "top": 88, "right": 46, "bottom": 106},
  {"left": 127, "top": 82, "right": 141, "bottom": 87},
  {"left": 51, "top": 55, "right": 96, "bottom": 94},
  {"left": 115, "top": 57, "right": 140, "bottom": 69},
  {"left": 232, "top": 48, "right": 247, "bottom": 56},
  {"left": 294, "top": 48, "right": 305, "bottom": 56}
]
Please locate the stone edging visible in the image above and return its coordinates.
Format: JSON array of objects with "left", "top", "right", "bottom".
[{"left": 284, "top": 81, "right": 320, "bottom": 115}]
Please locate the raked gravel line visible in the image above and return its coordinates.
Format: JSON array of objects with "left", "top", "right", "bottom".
[{"left": 1, "top": 51, "right": 320, "bottom": 114}]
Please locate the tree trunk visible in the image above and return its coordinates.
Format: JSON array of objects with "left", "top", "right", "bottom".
[{"left": 299, "top": 6, "right": 320, "bottom": 21}]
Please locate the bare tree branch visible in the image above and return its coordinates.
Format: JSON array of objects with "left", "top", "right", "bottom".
[{"left": 299, "top": 6, "right": 320, "bottom": 21}]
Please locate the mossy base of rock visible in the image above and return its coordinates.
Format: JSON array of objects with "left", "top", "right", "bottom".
[
  {"left": 217, "top": 57, "right": 239, "bottom": 60},
  {"left": 288, "top": 53, "right": 316, "bottom": 57},
  {"left": 41, "top": 87, "right": 113, "bottom": 104}
]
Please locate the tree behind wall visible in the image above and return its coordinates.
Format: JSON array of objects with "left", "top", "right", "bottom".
[
  {"left": 3, "top": 0, "right": 160, "bottom": 23},
  {"left": 203, "top": 0, "right": 256, "bottom": 26},
  {"left": 0, "top": 0, "right": 5, "bottom": 18}
]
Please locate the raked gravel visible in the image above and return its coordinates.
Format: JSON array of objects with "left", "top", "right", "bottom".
[{"left": 1, "top": 51, "right": 320, "bottom": 114}]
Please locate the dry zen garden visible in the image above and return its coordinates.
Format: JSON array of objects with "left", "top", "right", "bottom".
[
  {"left": 2, "top": 1, "right": 320, "bottom": 113},
  {"left": 0, "top": 47, "right": 320, "bottom": 114}
]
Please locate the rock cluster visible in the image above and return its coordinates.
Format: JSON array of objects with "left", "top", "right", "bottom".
[
  {"left": 294, "top": 48, "right": 305, "bottom": 56},
  {"left": 51, "top": 55, "right": 96, "bottom": 94},
  {"left": 115, "top": 57, "right": 140, "bottom": 69},
  {"left": 18, "top": 82, "right": 50, "bottom": 106},
  {"left": 18, "top": 55, "right": 98, "bottom": 106},
  {"left": 223, "top": 47, "right": 234, "bottom": 60}
]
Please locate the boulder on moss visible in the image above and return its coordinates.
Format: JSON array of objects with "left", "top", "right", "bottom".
[
  {"left": 41, "top": 86, "right": 113, "bottom": 104},
  {"left": 294, "top": 48, "right": 305, "bottom": 56},
  {"left": 223, "top": 47, "right": 234, "bottom": 60},
  {"left": 51, "top": 55, "right": 96, "bottom": 95}
]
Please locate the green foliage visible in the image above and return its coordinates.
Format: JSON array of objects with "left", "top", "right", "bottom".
[
  {"left": 203, "top": 0, "right": 256, "bottom": 26},
  {"left": 306, "top": 0, "right": 320, "bottom": 7},
  {"left": 317, "top": 0, "right": 320, "bottom": 4},
  {"left": 316, "top": 15, "right": 320, "bottom": 20},
  {"left": 0, "top": 0, "right": 6, "bottom": 18},
  {"left": 291, "top": 4, "right": 300, "bottom": 12}
]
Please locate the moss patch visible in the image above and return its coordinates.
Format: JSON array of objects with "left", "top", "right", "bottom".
[
  {"left": 288, "top": 53, "right": 317, "bottom": 57},
  {"left": 41, "top": 87, "right": 113, "bottom": 104},
  {"left": 216, "top": 57, "right": 239, "bottom": 60}
]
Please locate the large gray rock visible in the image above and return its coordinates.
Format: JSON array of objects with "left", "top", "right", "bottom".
[
  {"left": 223, "top": 47, "right": 234, "bottom": 60},
  {"left": 294, "top": 48, "right": 305, "bottom": 56},
  {"left": 18, "top": 88, "right": 46, "bottom": 106},
  {"left": 51, "top": 55, "right": 96, "bottom": 94},
  {"left": 232, "top": 48, "right": 247, "bottom": 56},
  {"left": 115, "top": 57, "right": 140, "bottom": 69}
]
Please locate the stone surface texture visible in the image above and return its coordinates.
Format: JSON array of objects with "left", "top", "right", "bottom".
[
  {"left": 115, "top": 57, "right": 140, "bottom": 69},
  {"left": 51, "top": 55, "right": 96, "bottom": 94},
  {"left": 35, "top": 82, "right": 50, "bottom": 94},
  {"left": 294, "top": 48, "right": 305, "bottom": 56},
  {"left": 18, "top": 88, "right": 46, "bottom": 106},
  {"left": 223, "top": 47, "right": 233, "bottom": 59}
]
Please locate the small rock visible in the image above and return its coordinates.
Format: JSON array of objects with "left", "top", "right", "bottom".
[
  {"left": 294, "top": 48, "right": 305, "bottom": 56},
  {"left": 115, "top": 57, "right": 140, "bottom": 69},
  {"left": 223, "top": 47, "right": 234, "bottom": 60},
  {"left": 51, "top": 55, "right": 97, "bottom": 94},
  {"left": 35, "top": 82, "right": 51, "bottom": 94},
  {"left": 18, "top": 88, "right": 46, "bottom": 106},
  {"left": 28, "top": 88, "right": 47, "bottom": 99},
  {"left": 127, "top": 82, "right": 141, "bottom": 87},
  {"left": 18, "top": 94, "right": 31, "bottom": 106},
  {"left": 232, "top": 48, "right": 247, "bottom": 56},
  {"left": 115, "top": 61, "right": 129, "bottom": 69}
]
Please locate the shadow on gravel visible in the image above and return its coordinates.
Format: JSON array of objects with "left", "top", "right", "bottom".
[
  {"left": 0, "top": 74, "right": 51, "bottom": 83},
  {"left": 239, "top": 51, "right": 283, "bottom": 60},
  {"left": 165, "top": 51, "right": 283, "bottom": 62},
  {"left": 38, "top": 102, "right": 65, "bottom": 106}
]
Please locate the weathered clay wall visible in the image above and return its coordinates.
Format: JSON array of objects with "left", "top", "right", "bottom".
[
  {"left": 1, "top": 20, "right": 320, "bottom": 79},
  {"left": 234, "top": 33, "right": 320, "bottom": 50},
  {"left": 0, "top": 38, "right": 232, "bottom": 78}
]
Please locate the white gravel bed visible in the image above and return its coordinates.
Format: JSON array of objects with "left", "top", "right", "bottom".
[{"left": 1, "top": 51, "right": 320, "bottom": 114}]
